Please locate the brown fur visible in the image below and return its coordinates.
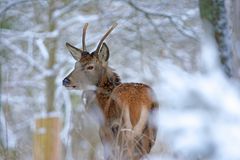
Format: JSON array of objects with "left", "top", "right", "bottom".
[{"left": 90, "top": 67, "right": 158, "bottom": 160}]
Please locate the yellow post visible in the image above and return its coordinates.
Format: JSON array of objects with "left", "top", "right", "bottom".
[{"left": 34, "top": 116, "right": 61, "bottom": 160}]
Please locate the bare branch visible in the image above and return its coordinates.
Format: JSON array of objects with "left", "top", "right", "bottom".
[
  {"left": 53, "top": 1, "right": 80, "bottom": 19},
  {"left": 127, "top": 0, "right": 199, "bottom": 41},
  {"left": 144, "top": 13, "right": 166, "bottom": 43},
  {"left": 0, "top": 0, "right": 30, "bottom": 17},
  {"left": 0, "top": 29, "right": 59, "bottom": 39},
  {"left": 1, "top": 39, "right": 45, "bottom": 73}
]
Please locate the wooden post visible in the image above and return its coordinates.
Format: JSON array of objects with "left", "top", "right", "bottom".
[{"left": 33, "top": 116, "right": 61, "bottom": 160}]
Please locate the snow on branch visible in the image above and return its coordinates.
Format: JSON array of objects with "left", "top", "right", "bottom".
[
  {"left": 1, "top": 39, "right": 45, "bottom": 73},
  {"left": 0, "top": 111, "right": 16, "bottom": 149},
  {"left": 127, "top": 0, "right": 199, "bottom": 41},
  {"left": 53, "top": 1, "right": 81, "bottom": 19},
  {"left": 0, "top": 0, "right": 30, "bottom": 17},
  {"left": 0, "top": 29, "right": 59, "bottom": 39},
  {"left": 36, "top": 39, "right": 49, "bottom": 60}
]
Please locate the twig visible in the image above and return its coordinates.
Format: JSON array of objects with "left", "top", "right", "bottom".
[
  {"left": 0, "top": 0, "right": 30, "bottom": 17},
  {"left": 127, "top": 0, "right": 199, "bottom": 41},
  {"left": 144, "top": 13, "right": 166, "bottom": 43}
]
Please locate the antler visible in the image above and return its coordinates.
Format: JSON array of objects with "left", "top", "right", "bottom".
[
  {"left": 82, "top": 23, "right": 89, "bottom": 51},
  {"left": 95, "top": 23, "right": 118, "bottom": 54}
]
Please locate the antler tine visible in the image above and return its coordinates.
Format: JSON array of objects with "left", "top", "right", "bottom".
[
  {"left": 95, "top": 23, "right": 118, "bottom": 54},
  {"left": 82, "top": 23, "right": 89, "bottom": 51}
]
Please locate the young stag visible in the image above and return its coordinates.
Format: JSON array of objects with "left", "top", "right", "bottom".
[{"left": 63, "top": 23, "right": 158, "bottom": 160}]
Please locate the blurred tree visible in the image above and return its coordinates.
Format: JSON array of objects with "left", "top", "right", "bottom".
[
  {"left": 199, "top": 0, "right": 233, "bottom": 77},
  {"left": 230, "top": 0, "right": 240, "bottom": 78},
  {"left": 0, "top": 8, "right": 17, "bottom": 160},
  {"left": 45, "top": 0, "right": 57, "bottom": 112}
]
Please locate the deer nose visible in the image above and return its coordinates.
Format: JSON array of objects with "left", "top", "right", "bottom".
[{"left": 63, "top": 78, "right": 70, "bottom": 86}]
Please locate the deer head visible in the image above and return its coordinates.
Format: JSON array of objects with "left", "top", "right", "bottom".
[{"left": 62, "top": 23, "right": 117, "bottom": 89}]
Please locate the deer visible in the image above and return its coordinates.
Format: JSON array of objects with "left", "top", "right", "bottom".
[{"left": 63, "top": 23, "right": 158, "bottom": 160}]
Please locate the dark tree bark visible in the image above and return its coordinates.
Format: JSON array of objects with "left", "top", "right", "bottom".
[
  {"left": 199, "top": 0, "right": 233, "bottom": 77},
  {"left": 230, "top": 0, "right": 240, "bottom": 78}
]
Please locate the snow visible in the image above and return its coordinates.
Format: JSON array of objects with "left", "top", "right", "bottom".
[
  {"left": 149, "top": 35, "right": 240, "bottom": 160},
  {"left": 1, "top": 1, "right": 240, "bottom": 160}
]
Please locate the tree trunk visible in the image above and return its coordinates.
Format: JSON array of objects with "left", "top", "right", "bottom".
[
  {"left": 34, "top": 117, "right": 61, "bottom": 160},
  {"left": 45, "top": 0, "right": 57, "bottom": 112},
  {"left": 33, "top": 1, "right": 61, "bottom": 160},
  {"left": 199, "top": 0, "right": 233, "bottom": 77},
  {"left": 230, "top": 0, "right": 240, "bottom": 78}
]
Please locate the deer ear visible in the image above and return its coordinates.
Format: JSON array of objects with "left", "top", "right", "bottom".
[
  {"left": 98, "top": 43, "right": 109, "bottom": 63},
  {"left": 66, "top": 42, "right": 82, "bottom": 61}
]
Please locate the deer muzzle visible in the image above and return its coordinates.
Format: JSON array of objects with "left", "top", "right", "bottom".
[{"left": 62, "top": 78, "right": 70, "bottom": 86}]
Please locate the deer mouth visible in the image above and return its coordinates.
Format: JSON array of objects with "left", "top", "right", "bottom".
[
  {"left": 64, "top": 84, "right": 78, "bottom": 89},
  {"left": 66, "top": 86, "right": 78, "bottom": 90},
  {"left": 70, "top": 86, "right": 77, "bottom": 89}
]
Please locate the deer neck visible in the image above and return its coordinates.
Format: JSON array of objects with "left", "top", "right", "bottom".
[{"left": 96, "top": 68, "right": 121, "bottom": 110}]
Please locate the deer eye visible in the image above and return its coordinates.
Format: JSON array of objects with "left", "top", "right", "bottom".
[{"left": 86, "top": 65, "right": 94, "bottom": 70}]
